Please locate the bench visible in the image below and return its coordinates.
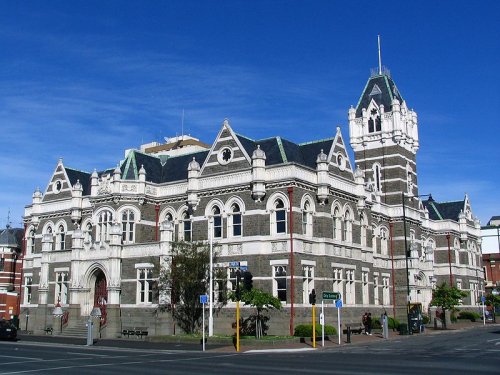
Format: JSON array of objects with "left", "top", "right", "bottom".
[
  {"left": 342, "top": 324, "right": 364, "bottom": 335},
  {"left": 122, "top": 328, "right": 148, "bottom": 339},
  {"left": 44, "top": 327, "right": 53, "bottom": 335}
]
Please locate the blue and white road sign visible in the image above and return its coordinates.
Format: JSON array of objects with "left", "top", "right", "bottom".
[
  {"left": 200, "top": 294, "right": 208, "bottom": 304},
  {"left": 335, "top": 299, "right": 343, "bottom": 308},
  {"left": 481, "top": 295, "right": 486, "bottom": 303}
]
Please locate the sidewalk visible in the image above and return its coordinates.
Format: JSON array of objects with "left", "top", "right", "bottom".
[{"left": 15, "top": 320, "right": 497, "bottom": 353}]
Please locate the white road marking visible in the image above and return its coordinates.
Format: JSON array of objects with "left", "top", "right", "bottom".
[{"left": 0, "top": 355, "right": 43, "bottom": 360}]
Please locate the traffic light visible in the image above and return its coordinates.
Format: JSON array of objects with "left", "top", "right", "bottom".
[
  {"left": 235, "top": 270, "right": 241, "bottom": 301},
  {"left": 309, "top": 289, "right": 316, "bottom": 305},
  {"left": 243, "top": 271, "right": 253, "bottom": 291}
]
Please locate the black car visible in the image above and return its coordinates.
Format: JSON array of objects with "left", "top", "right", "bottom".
[{"left": 0, "top": 320, "right": 17, "bottom": 340}]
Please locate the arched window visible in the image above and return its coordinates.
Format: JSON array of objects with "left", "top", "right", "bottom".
[
  {"left": 212, "top": 206, "right": 222, "bottom": 239},
  {"left": 84, "top": 222, "right": 93, "bottom": 244},
  {"left": 360, "top": 213, "right": 367, "bottom": 247},
  {"left": 343, "top": 209, "right": 352, "bottom": 242},
  {"left": 229, "top": 203, "right": 242, "bottom": 237},
  {"left": 27, "top": 228, "right": 35, "bottom": 254},
  {"left": 302, "top": 200, "right": 313, "bottom": 237},
  {"left": 274, "top": 199, "right": 287, "bottom": 234},
  {"left": 96, "top": 210, "right": 113, "bottom": 242},
  {"left": 372, "top": 226, "right": 378, "bottom": 254},
  {"left": 454, "top": 239, "right": 460, "bottom": 265},
  {"left": 333, "top": 206, "right": 341, "bottom": 240},
  {"left": 180, "top": 211, "right": 192, "bottom": 241},
  {"left": 380, "top": 227, "right": 388, "bottom": 255},
  {"left": 56, "top": 224, "right": 65, "bottom": 250},
  {"left": 372, "top": 164, "right": 382, "bottom": 192},
  {"left": 121, "top": 209, "right": 135, "bottom": 243},
  {"left": 368, "top": 108, "right": 381, "bottom": 133}
]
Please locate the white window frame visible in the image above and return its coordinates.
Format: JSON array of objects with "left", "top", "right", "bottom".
[
  {"left": 302, "top": 265, "right": 314, "bottom": 304},
  {"left": 228, "top": 203, "right": 242, "bottom": 238},
  {"left": 96, "top": 209, "right": 114, "bottom": 242},
  {"left": 273, "top": 265, "right": 287, "bottom": 303},
  {"left": 179, "top": 211, "right": 192, "bottom": 241},
  {"left": 136, "top": 264, "right": 154, "bottom": 304},
  {"left": 362, "top": 271, "right": 369, "bottom": 305},
  {"left": 55, "top": 271, "right": 68, "bottom": 304},
  {"left": 121, "top": 209, "right": 136, "bottom": 244},
  {"left": 56, "top": 224, "right": 66, "bottom": 250},
  {"left": 332, "top": 206, "right": 341, "bottom": 240},
  {"left": 345, "top": 269, "right": 355, "bottom": 305},
  {"left": 24, "top": 275, "right": 33, "bottom": 304}
]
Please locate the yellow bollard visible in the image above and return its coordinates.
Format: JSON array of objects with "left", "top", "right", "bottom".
[
  {"left": 236, "top": 300, "right": 240, "bottom": 352},
  {"left": 312, "top": 304, "right": 316, "bottom": 348}
]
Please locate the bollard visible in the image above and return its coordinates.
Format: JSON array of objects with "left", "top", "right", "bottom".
[{"left": 346, "top": 325, "right": 351, "bottom": 344}]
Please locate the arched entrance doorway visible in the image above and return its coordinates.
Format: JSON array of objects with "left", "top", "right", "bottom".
[{"left": 93, "top": 270, "right": 108, "bottom": 326}]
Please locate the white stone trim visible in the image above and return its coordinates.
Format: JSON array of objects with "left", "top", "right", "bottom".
[{"left": 270, "top": 259, "right": 288, "bottom": 266}]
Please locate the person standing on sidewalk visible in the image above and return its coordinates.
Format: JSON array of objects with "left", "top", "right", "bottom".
[
  {"left": 366, "top": 313, "right": 373, "bottom": 335},
  {"left": 362, "top": 312, "right": 369, "bottom": 335}
]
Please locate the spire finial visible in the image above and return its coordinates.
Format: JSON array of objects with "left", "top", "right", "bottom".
[{"left": 378, "top": 35, "right": 382, "bottom": 75}]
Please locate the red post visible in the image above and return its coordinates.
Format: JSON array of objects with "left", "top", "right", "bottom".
[
  {"left": 446, "top": 233, "right": 453, "bottom": 286},
  {"left": 389, "top": 222, "right": 396, "bottom": 320},
  {"left": 287, "top": 187, "right": 294, "bottom": 336},
  {"left": 16, "top": 223, "right": 27, "bottom": 318},
  {"left": 155, "top": 204, "right": 160, "bottom": 241}
]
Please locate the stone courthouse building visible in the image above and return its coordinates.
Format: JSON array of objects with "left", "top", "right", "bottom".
[{"left": 21, "top": 68, "right": 483, "bottom": 337}]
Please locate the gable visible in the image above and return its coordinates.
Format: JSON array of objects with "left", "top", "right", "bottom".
[
  {"left": 200, "top": 119, "right": 252, "bottom": 176},
  {"left": 42, "top": 159, "right": 74, "bottom": 203},
  {"left": 327, "top": 128, "right": 354, "bottom": 181}
]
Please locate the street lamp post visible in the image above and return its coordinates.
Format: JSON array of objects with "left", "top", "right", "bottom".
[
  {"left": 208, "top": 217, "right": 214, "bottom": 337},
  {"left": 401, "top": 192, "right": 432, "bottom": 335},
  {"left": 52, "top": 300, "right": 64, "bottom": 334},
  {"left": 86, "top": 305, "right": 102, "bottom": 346},
  {"left": 401, "top": 192, "right": 412, "bottom": 335}
]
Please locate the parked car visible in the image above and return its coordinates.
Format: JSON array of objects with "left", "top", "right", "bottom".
[{"left": 0, "top": 320, "right": 17, "bottom": 340}]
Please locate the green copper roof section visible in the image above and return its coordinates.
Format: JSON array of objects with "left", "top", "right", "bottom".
[
  {"left": 123, "top": 150, "right": 139, "bottom": 180},
  {"left": 299, "top": 137, "right": 335, "bottom": 146},
  {"left": 355, "top": 77, "right": 372, "bottom": 111},
  {"left": 276, "top": 136, "right": 288, "bottom": 163},
  {"left": 384, "top": 75, "right": 394, "bottom": 102}
]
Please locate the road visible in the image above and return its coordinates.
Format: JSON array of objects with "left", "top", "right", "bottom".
[{"left": 0, "top": 325, "right": 499, "bottom": 374}]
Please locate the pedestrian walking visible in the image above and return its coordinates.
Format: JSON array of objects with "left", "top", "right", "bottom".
[
  {"left": 367, "top": 313, "right": 373, "bottom": 335},
  {"left": 362, "top": 312, "right": 369, "bottom": 335}
]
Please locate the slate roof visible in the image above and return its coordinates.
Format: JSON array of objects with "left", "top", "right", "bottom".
[
  {"left": 355, "top": 74, "right": 404, "bottom": 117},
  {"left": 235, "top": 134, "right": 334, "bottom": 169},
  {"left": 0, "top": 226, "right": 23, "bottom": 249},
  {"left": 65, "top": 168, "right": 92, "bottom": 196},
  {"left": 422, "top": 197, "right": 464, "bottom": 222},
  {"left": 67, "top": 131, "right": 337, "bottom": 196}
]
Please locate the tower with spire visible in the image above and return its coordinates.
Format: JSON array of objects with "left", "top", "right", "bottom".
[{"left": 349, "top": 41, "right": 419, "bottom": 205}]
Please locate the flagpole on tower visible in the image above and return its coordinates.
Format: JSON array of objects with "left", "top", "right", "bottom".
[{"left": 378, "top": 35, "right": 382, "bottom": 75}]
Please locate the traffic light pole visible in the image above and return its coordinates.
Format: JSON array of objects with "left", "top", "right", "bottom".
[
  {"left": 236, "top": 300, "right": 240, "bottom": 352},
  {"left": 312, "top": 303, "right": 316, "bottom": 348}
]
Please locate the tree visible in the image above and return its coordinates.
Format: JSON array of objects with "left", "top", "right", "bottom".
[
  {"left": 430, "top": 282, "right": 468, "bottom": 329},
  {"left": 485, "top": 293, "right": 500, "bottom": 322},
  {"left": 239, "top": 288, "right": 282, "bottom": 338},
  {"left": 157, "top": 241, "right": 226, "bottom": 334}
]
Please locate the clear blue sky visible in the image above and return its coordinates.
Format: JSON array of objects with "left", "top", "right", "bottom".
[{"left": 0, "top": 1, "right": 498, "bottom": 228}]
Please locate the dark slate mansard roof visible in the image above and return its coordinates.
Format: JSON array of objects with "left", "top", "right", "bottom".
[
  {"left": 422, "top": 196, "right": 465, "bottom": 222},
  {"left": 67, "top": 131, "right": 336, "bottom": 196},
  {"left": 0, "top": 226, "right": 23, "bottom": 249},
  {"left": 355, "top": 74, "right": 404, "bottom": 117}
]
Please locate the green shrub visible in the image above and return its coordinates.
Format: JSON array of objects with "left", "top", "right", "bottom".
[
  {"left": 422, "top": 314, "right": 430, "bottom": 324},
  {"left": 388, "top": 317, "right": 400, "bottom": 329},
  {"left": 371, "top": 319, "right": 382, "bottom": 329},
  {"left": 458, "top": 311, "right": 481, "bottom": 322},
  {"left": 294, "top": 324, "right": 336, "bottom": 337}
]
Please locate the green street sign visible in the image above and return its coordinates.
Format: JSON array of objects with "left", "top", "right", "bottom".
[{"left": 322, "top": 291, "right": 341, "bottom": 300}]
